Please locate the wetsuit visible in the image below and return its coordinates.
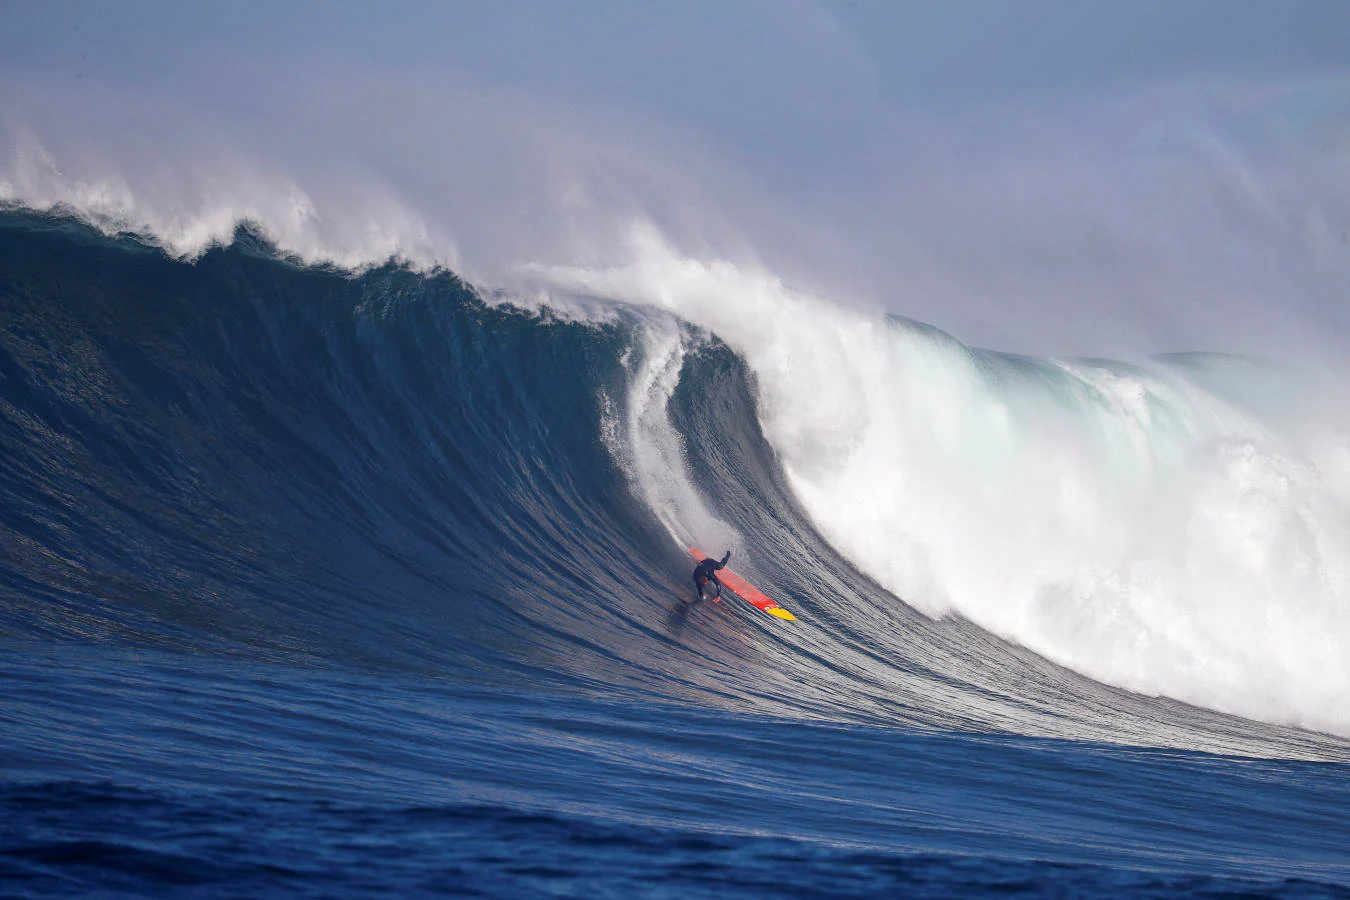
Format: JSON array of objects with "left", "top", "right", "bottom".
[{"left": 692, "top": 551, "right": 731, "bottom": 602}]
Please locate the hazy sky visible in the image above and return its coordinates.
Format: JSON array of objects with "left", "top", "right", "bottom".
[
  {"left": 3, "top": 1, "right": 1350, "bottom": 355},
  {"left": 5, "top": 1, "right": 1349, "bottom": 161},
  {"left": 7, "top": 3, "right": 1350, "bottom": 98}
]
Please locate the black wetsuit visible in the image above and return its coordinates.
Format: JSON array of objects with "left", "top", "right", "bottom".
[{"left": 692, "top": 551, "right": 731, "bottom": 601}]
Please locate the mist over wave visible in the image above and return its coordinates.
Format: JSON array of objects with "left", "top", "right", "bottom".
[{"left": 7, "top": 69, "right": 1350, "bottom": 359}]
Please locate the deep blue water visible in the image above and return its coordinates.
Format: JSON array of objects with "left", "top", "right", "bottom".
[{"left": 2, "top": 211, "right": 1349, "bottom": 897}]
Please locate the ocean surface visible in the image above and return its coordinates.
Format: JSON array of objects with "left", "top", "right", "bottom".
[{"left": 3, "top": 209, "right": 1350, "bottom": 897}]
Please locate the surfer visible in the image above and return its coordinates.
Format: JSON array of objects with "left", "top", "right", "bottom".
[{"left": 692, "top": 550, "right": 731, "bottom": 603}]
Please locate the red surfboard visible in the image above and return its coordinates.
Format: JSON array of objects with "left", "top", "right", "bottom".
[{"left": 689, "top": 548, "right": 797, "bottom": 621}]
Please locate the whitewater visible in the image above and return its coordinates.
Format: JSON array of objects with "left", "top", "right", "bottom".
[{"left": 548, "top": 224, "right": 1350, "bottom": 738}]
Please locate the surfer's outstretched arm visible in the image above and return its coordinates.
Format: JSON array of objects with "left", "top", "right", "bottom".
[{"left": 709, "top": 551, "right": 730, "bottom": 588}]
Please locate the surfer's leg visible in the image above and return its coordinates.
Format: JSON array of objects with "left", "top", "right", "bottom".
[{"left": 693, "top": 575, "right": 706, "bottom": 602}]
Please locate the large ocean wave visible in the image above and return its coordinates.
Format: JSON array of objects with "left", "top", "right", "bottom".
[{"left": 2, "top": 209, "right": 1347, "bottom": 758}]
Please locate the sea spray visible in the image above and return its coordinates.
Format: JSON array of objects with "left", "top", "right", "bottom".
[{"left": 551, "top": 225, "right": 1350, "bottom": 736}]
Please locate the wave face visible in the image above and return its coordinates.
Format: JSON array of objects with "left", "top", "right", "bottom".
[{"left": 0, "top": 211, "right": 677, "bottom": 681}]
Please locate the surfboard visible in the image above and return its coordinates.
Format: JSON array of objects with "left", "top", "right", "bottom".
[{"left": 688, "top": 548, "right": 797, "bottom": 621}]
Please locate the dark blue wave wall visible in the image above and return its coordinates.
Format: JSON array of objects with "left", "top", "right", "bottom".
[{"left": 0, "top": 211, "right": 682, "bottom": 680}]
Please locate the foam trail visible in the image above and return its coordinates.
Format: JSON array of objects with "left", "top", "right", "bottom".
[
  {"left": 602, "top": 311, "right": 740, "bottom": 552},
  {"left": 545, "top": 224, "right": 1350, "bottom": 737}
]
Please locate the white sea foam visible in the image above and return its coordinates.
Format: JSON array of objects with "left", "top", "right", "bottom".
[{"left": 546, "top": 225, "right": 1350, "bottom": 737}]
